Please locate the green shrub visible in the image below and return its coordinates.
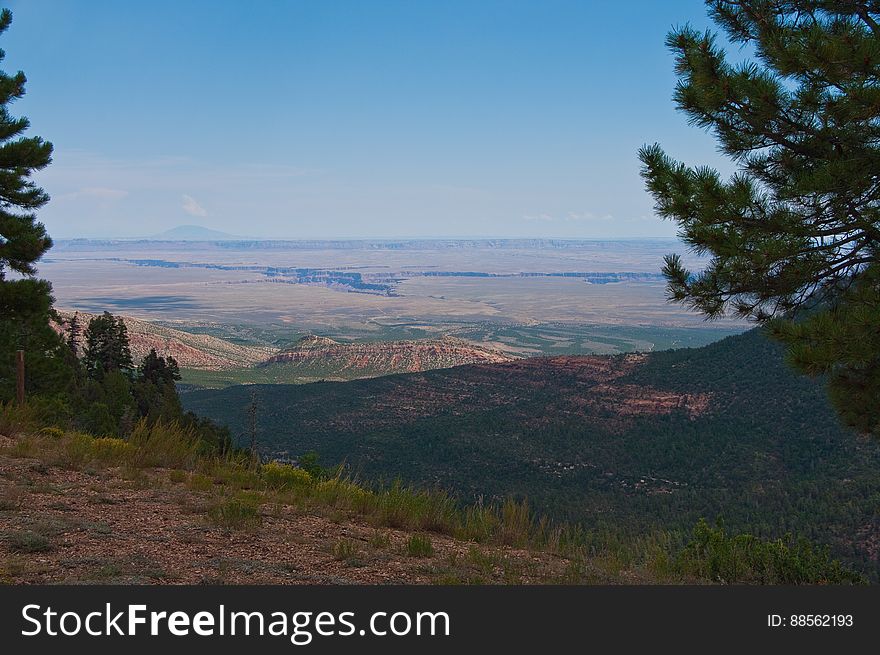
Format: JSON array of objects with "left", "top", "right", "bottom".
[
  {"left": 263, "top": 461, "right": 312, "bottom": 491},
  {"left": 458, "top": 505, "right": 499, "bottom": 543},
  {"left": 314, "top": 478, "right": 373, "bottom": 512},
  {"left": 60, "top": 433, "right": 98, "bottom": 468},
  {"left": 90, "top": 437, "right": 133, "bottom": 463},
  {"left": 298, "top": 451, "right": 339, "bottom": 480},
  {"left": 210, "top": 464, "right": 262, "bottom": 490},
  {"left": 168, "top": 469, "right": 187, "bottom": 484},
  {"left": 186, "top": 472, "right": 214, "bottom": 492},
  {"left": 376, "top": 482, "right": 458, "bottom": 533},
  {"left": 0, "top": 402, "right": 38, "bottom": 436},
  {"left": 676, "top": 519, "right": 866, "bottom": 585},
  {"left": 28, "top": 396, "right": 73, "bottom": 431},
  {"left": 38, "top": 426, "right": 64, "bottom": 439}
]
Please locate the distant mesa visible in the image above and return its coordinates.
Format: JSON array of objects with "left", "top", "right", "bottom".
[{"left": 151, "top": 225, "right": 243, "bottom": 241}]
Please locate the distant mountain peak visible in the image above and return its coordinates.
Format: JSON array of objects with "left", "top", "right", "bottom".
[{"left": 152, "top": 225, "right": 241, "bottom": 240}]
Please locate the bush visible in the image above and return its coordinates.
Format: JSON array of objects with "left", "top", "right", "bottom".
[
  {"left": 91, "top": 437, "right": 133, "bottom": 463},
  {"left": 458, "top": 505, "right": 500, "bottom": 543},
  {"left": 210, "top": 464, "right": 261, "bottom": 490},
  {"left": 369, "top": 531, "right": 392, "bottom": 549},
  {"left": 676, "top": 519, "right": 866, "bottom": 585},
  {"left": 61, "top": 433, "right": 99, "bottom": 468},
  {"left": 0, "top": 402, "right": 38, "bottom": 436},
  {"left": 38, "top": 426, "right": 64, "bottom": 439},
  {"left": 297, "top": 451, "right": 339, "bottom": 480},
  {"left": 28, "top": 395, "right": 74, "bottom": 431},
  {"left": 263, "top": 461, "right": 312, "bottom": 491},
  {"left": 314, "top": 478, "right": 373, "bottom": 512}
]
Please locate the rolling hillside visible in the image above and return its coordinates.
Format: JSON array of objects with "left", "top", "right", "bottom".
[
  {"left": 183, "top": 328, "right": 880, "bottom": 575},
  {"left": 55, "top": 313, "right": 517, "bottom": 385},
  {"left": 178, "top": 334, "right": 518, "bottom": 388}
]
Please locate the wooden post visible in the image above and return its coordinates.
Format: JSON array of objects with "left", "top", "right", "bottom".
[{"left": 16, "top": 349, "right": 25, "bottom": 405}]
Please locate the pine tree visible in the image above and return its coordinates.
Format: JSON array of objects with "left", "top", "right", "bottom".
[
  {"left": 112, "top": 316, "right": 133, "bottom": 370},
  {"left": 0, "top": 302, "right": 71, "bottom": 402},
  {"left": 83, "top": 312, "right": 133, "bottom": 378},
  {"left": 65, "top": 312, "right": 81, "bottom": 355},
  {"left": 132, "top": 348, "right": 182, "bottom": 423},
  {"left": 138, "top": 348, "right": 181, "bottom": 386},
  {"left": 0, "top": 9, "right": 54, "bottom": 320},
  {"left": 639, "top": 1, "right": 880, "bottom": 435}
]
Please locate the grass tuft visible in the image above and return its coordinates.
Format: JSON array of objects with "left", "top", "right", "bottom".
[
  {"left": 207, "top": 495, "right": 262, "bottom": 530},
  {"left": 405, "top": 534, "right": 434, "bottom": 558},
  {"left": 7, "top": 530, "right": 54, "bottom": 553},
  {"left": 332, "top": 538, "right": 361, "bottom": 564}
]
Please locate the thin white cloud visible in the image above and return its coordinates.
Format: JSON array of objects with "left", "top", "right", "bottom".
[
  {"left": 60, "top": 186, "right": 128, "bottom": 201},
  {"left": 181, "top": 194, "right": 208, "bottom": 217}
]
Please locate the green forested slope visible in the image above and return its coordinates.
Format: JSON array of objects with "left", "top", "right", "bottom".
[{"left": 183, "top": 329, "right": 880, "bottom": 574}]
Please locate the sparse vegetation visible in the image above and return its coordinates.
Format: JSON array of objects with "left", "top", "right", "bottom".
[
  {"left": 369, "top": 530, "right": 392, "bottom": 549},
  {"left": 6, "top": 530, "right": 53, "bottom": 553},
  {"left": 674, "top": 519, "right": 866, "bottom": 585},
  {"left": 405, "top": 534, "right": 434, "bottom": 558},
  {"left": 332, "top": 539, "right": 361, "bottom": 564},
  {"left": 207, "top": 495, "right": 262, "bottom": 530}
]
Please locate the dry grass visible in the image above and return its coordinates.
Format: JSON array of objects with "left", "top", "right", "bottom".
[{"left": 0, "top": 420, "right": 621, "bottom": 584}]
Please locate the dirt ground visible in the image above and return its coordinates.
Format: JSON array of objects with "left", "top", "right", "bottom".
[{"left": 0, "top": 440, "right": 574, "bottom": 585}]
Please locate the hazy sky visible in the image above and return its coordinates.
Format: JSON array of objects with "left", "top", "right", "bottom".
[{"left": 4, "top": 0, "right": 736, "bottom": 239}]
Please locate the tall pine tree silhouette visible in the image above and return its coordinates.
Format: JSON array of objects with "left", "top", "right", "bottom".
[
  {"left": 0, "top": 8, "right": 54, "bottom": 320},
  {"left": 640, "top": 1, "right": 880, "bottom": 435}
]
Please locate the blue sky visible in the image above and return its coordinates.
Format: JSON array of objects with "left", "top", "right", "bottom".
[{"left": 4, "top": 0, "right": 735, "bottom": 239}]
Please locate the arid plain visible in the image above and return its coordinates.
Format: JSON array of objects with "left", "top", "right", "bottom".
[{"left": 40, "top": 238, "right": 745, "bottom": 357}]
